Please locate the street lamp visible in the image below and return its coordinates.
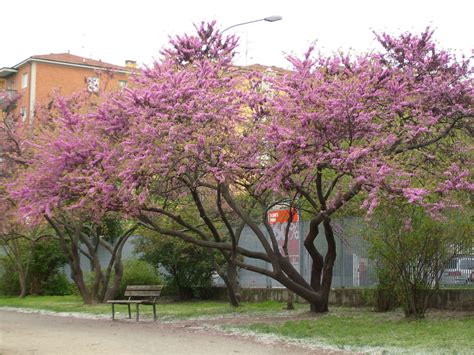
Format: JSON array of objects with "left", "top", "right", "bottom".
[{"left": 221, "top": 16, "right": 282, "bottom": 33}]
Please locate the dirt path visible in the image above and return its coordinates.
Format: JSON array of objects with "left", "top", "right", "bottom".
[{"left": 0, "top": 310, "right": 352, "bottom": 355}]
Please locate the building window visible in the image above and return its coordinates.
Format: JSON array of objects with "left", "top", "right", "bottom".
[
  {"left": 119, "top": 80, "right": 127, "bottom": 89},
  {"left": 21, "top": 73, "right": 29, "bottom": 89},
  {"left": 87, "top": 77, "right": 100, "bottom": 93},
  {"left": 20, "top": 107, "right": 27, "bottom": 121}
]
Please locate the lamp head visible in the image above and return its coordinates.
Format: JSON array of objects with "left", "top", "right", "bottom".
[{"left": 264, "top": 16, "right": 282, "bottom": 22}]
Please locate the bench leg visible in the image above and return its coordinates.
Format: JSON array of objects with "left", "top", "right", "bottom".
[
  {"left": 128, "top": 304, "right": 131, "bottom": 319},
  {"left": 136, "top": 303, "right": 139, "bottom": 322},
  {"left": 153, "top": 303, "right": 156, "bottom": 321},
  {"left": 111, "top": 303, "right": 115, "bottom": 320}
]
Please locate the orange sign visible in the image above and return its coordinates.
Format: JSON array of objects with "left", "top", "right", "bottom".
[{"left": 268, "top": 209, "right": 299, "bottom": 225}]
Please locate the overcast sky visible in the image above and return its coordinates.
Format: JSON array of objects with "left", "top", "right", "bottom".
[{"left": 2, "top": 0, "right": 473, "bottom": 69}]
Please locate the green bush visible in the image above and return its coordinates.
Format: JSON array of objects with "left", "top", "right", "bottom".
[
  {"left": 366, "top": 203, "right": 473, "bottom": 318},
  {"left": 135, "top": 235, "right": 214, "bottom": 300},
  {"left": 117, "top": 259, "right": 162, "bottom": 298},
  {"left": 41, "top": 273, "right": 75, "bottom": 296},
  {"left": 29, "top": 237, "right": 68, "bottom": 295},
  {"left": 0, "top": 257, "right": 20, "bottom": 295},
  {"left": 373, "top": 267, "right": 399, "bottom": 312},
  {"left": 0, "top": 236, "right": 68, "bottom": 297}
]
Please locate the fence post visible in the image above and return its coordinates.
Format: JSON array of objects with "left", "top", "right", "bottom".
[
  {"left": 299, "top": 214, "right": 306, "bottom": 281},
  {"left": 341, "top": 238, "right": 345, "bottom": 287}
]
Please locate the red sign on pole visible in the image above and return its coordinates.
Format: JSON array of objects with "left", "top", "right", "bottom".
[
  {"left": 267, "top": 209, "right": 300, "bottom": 270},
  {"left": 267, "top": 209, "right": 299, "bottom": 225}
]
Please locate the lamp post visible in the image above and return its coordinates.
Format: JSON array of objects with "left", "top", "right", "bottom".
[
  {"left": 221, "top": 16, "right": 282, "bottom": 64},
  {"left": 221, "top": 16, "right": 282, "bottom": 33}
]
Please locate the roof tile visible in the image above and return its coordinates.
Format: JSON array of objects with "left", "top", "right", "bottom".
[{"left": 30, "top": 53, "right": 127, "bottom": 71}]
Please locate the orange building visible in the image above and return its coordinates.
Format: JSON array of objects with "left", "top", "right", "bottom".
[{"left": 0, "top": 53, "right": 136, "bottom": 121}]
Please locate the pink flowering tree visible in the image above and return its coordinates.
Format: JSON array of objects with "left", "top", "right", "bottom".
[
  {"left": 9, "top": 24, "right": 472, "bottom": 313},
  {"left": 11, "top": 23, "right": 279, "bottom": 307},
  {"left": 0, "top": 90, "right": 58, "bottom": 297},
  {"left": 10, "top": 93, "right": 139, "bottom": 304},
  {"left": 102, "top": 25, "right": 471, "bottom": 312},
  {"left": 9, "top": 24, "right": 254, "bottom": 306},
  {"left": 1, "top": 89, "right": 31, "bottom": 297},
  {"left": 259, "top": 28, "right": 473, "bottom": 312},
  {"left": 108, "top": 22, "right": 261, "bottom": 306}
]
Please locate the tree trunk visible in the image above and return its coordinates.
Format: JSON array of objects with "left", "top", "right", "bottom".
[
  {"left": 210, "top": 252, "right": 241, "bottom": 307},
  {"left": 223, "top": 261, "right": 241, "bottom": 307},
  {"left": 304, "top": 218, "right": 338, "bottom": 313},
  {"left": 319, "top": 220, "right": 337, "bottom": 313},
  {"left": 100, "top": 229, "right": 134, "bottom": 302},
  {"left": 79, "top": 232, "right": 104, "bottom": 304},
  {"left": 103, "top": 258, "right": 124, "bottom": 302},
  {"left": 286, "top": 291, "right": 295, "bottom": 310},
  {"left": 305, "top": 219, "right": 326, "bottom": 312},
  {"left": 8, "top": 240, "right": 32, "bottom": 298},
  {"left": 69, "top": 238, "right": 93, "bottom": 304},
  {"left": 70, "top": 257, "right": 92, "bottom": 304},
  {"left": 18, "top": 272, "right": 28, "bottom": 298}
]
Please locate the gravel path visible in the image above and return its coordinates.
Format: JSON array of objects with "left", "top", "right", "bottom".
[{"left": 0, "top": 310, "right": 352, "bottom": 355}]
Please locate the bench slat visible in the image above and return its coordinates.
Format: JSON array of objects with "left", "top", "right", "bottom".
[
  {"left": 124, "top": 290, "right": 161, "bottom": 297},
  {"left": 126, "top": 285, "right": 163, "bottom": 291}
]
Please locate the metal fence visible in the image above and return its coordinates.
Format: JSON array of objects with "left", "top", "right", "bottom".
[
  {"left": 214, "top": 216, "right": 474, "bottom": 289},
  {"left": 440, "top": 255, "right": 474, "bottom": 286},
  {"left": 215, "top": 217, "right": 379, "bottom": 289},
  {"left": 63, "top": 219, "right": 471, "bottom": 289}
]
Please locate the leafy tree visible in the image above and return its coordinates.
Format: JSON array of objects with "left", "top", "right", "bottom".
[
  {"left": 255, "top": 29, "right": 473, "bottom": 311},
  {"left": 365, "top": 202, "right": 473, "bottom": 318},
  {"left": 0, "top": 235, "right": 69, "bottom": 296},
  {"left": 44, "top": 214, "right": 138, "bottom": 304},
  {"left": 9, "top": 24, "right": 472, "bottom": 314},
  {"left": 26, "top": 235, "right": 68, "bottom": 295},
  {"left": 136, "top": 234, "right": 215, "bottom": 300}
]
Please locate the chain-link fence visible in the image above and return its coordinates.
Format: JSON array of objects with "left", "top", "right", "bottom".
[
  {"left": 215, "top": 217, "right": 473, "bottom": 289},
  {"left": 66, "top": 218, "right": 471, "bottom": 289},
  {"left": 215, "top": 217, "right": 379, "bottom": 289}
]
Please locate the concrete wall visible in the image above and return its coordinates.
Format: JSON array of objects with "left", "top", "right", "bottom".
[
  {"left": 429, "top": 289, "right": 474, "bottom": 311},
  {"left": 214, "top": 287, "right": 474, "bottom": 311}
]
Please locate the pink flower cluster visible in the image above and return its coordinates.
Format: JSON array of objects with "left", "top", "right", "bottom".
[{"left": 7, "top": 24, "right": 473, "bottom": 225}]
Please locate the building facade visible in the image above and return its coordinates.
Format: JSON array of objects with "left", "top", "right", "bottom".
[{"left": 0, "top": 53, "right": 136, "bottom": 121}]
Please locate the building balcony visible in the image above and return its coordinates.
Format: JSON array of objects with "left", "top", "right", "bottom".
[{"left": 0, "top": 89, "right": 18, "bottom": 110}]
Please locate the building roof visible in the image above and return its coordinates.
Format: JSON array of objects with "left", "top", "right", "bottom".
[
  {"left": 13, "top": 53, "right": 129, "bottom": 73},
  {"left": 0, "top": 67, "right": 18, "bottom": 78}
]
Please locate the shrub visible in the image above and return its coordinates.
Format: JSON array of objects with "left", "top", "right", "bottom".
[
  {"left": 366, "top": 202, "right": 472, "bottom": 318},
  {"left": 0, "top": 236, "right": 68, "bottom": 297},
  {"left": 135, "top": 235, "right": 214, "bottom": 300},
  {"left": 29, "top": 237, "right": 68, "bottom": 295},
  {"left": 41, "top": 273, "right": 75, "bottom": 296},
  {"left": 0, "top": 257, "right": 20, "bottom": 295},
  {"left": 373, "top": 267, "right": 399, "bottom": 312},
  {"left": 117, "top": 259, "right": 162, "bottom": 298}
]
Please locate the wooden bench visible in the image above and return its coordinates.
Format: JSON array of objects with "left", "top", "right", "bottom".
[{"left": 107, "top": 285, "right": 163, "bottom": 321}]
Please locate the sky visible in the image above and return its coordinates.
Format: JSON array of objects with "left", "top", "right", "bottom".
[{"left": 1, "top": 0, "right": 473, "bottom": 69}]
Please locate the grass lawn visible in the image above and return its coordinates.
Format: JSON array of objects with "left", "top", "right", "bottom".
[
  {"left": 1, "top": 296, "right": 472, "bottom": 353},
  {"left": 240, "top": 307, "right": 474, "bottom": 354},
  {"left": 0, "top": 295, "right": 299, "bottom": 319}
]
